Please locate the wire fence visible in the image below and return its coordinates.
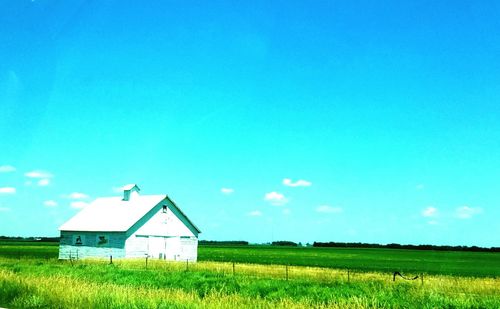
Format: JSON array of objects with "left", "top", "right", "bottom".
[{"left": 1, "top": 252, "right": 499, "bottom": 298}]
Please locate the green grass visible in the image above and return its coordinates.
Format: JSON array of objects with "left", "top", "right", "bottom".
[
  {"left": 0, "top": 257, "right": 498, "bottom": 308},
  {"left": 0, "top": 242, "right": 498, "bottom": 308},
  {"left": 199, "top": 245, "right": 500, "bottom": 277},
  {"left": 1, "top": 241, "right": 499, "bottom": 277}
]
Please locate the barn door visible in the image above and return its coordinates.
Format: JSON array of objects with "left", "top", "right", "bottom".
[
  {"left": 148, "top": 236, "right": 165, "bottom": 259},
  {"left": 165, "top": 237, "right": 181, "bottom": 261}
]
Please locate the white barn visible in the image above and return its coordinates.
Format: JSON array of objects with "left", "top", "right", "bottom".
[{"left": 58, "top": 184, "right": 201, "bottom": 261}]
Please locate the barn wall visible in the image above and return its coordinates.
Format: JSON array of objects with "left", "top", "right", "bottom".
[{"left": 59, "top": 231, "right": 126, "bottom": 260}]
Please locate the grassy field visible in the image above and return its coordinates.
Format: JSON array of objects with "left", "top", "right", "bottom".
[
  {"left": 199, "top": 245, "right": 500, "bottom": 277},
  {"left": 1, "top": 241, "right": 499, "bottom": 277},
  {"left": 0, "top": 242, "right": 498, "bottom": 308}
]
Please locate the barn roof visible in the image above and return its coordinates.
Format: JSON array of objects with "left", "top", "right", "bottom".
[{"left": 59, "top": 194, "right": 167, "bottom": 232}]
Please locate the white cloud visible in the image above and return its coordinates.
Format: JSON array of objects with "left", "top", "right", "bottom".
[
  {"left": 455, "top": 206, "right": 482, "bottom": 219},
  {"left": 43, "top": 200, "right": 58, "bottom": 207},
  {"left": 37, "top": 178, "right": 50, "bottom": 186},
  {"left": 283, "top": 178, "right": 312, "bottom": 187},
  {"left": 221, "top": 188, "right": 234, "bottom": 195},
  {"left": 0, "top": 165, "right": 16, "bottom": 173},
  {"left": 0, "top": 206, "right": 10, "bottom": 212},
  {"left": 0, "top": 187, "right": 16, "bottom": 194},
  {"left": 248, "top": 210, "right": 262, "bottom": 217},
  {"left": 112, "top": 186, "right": 124, "bottom": 193},
  {"left": 264, "top": 191, "right": 288, "bottom": 206},
  {"left": 66, "top": 192, "right": 89, "bottom": 199},
  {"left": 25, "top": 170, "right": 53, "bottom": 178},
  {"left": 316, "top": 205, "right": 342, "bottom": 214},
  {"left": 70, "top": 201, "right": 89, "bottom": 209},
  {"left": 422, "top": 206, "right": 438, "bottom": 217},
  {"left": 416, "top": 184, "right": 425, "bottom": 190}
]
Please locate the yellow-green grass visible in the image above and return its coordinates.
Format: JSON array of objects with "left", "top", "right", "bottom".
[{"left": 0, "top": 257, "right": 498, "bottom": 308}]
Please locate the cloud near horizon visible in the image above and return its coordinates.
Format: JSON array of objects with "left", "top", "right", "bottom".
[
  {"left": 0, "top": 187, "right": 16, "bottom": 194},
  {"left": 0, "top": 165, "right": 16, "bottom": 173},
  {"left": 70, "top": 201, "right": 89, "bottom": 209},
  {"left": 455, "top": 206, "right": 482, "bottom": 219},
  {"left": 422, "top": 206, "right": 438, "bottom": 217},
  {"left": 38, "top": 179, "right": 50, "bottom": 186},
  {"left": 264, "top": 191, "right": 288, "bottom": 206},
  {"left": 248, "top": 210, "right": 262, "bottom": 217},
  {"left": 316, "top": 205, "right": 342, "bottom": 214},
  {"left": 65, "top": 192, "right": 89, "bottom": 199},
  {"left": 25, "top": 170, "right": 53, "bottom": 178},
  {"left": 283, "top": 178, "right": 312, "bottom": 187},
  {"left": 43, "top": 200, "right": 58, "bottom": 207},
  {"left": 220, "top": 187, "right": 234, "bottom": 195}
]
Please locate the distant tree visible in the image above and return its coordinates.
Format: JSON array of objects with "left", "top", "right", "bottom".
[{"left": 271, "top": 241, "right": 298, "bottom": 247}]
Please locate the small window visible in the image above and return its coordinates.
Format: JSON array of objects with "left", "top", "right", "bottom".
[
  {"left": 162, "top": 205, "right": 167, "bottom": 213},
  {"left": 96, "top": 235, "right": 109, "bottom": 246},
  {"left": 73, "top": 235, "right": 84, "bottom": 246}
]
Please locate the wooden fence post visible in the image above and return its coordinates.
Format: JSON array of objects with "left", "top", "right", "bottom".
[
  {"left": 286, "top": 265, "right": 289, "bottom": 281},
  {"left": 347, "top": 269, "right": 350, "bottom": 282},
  {"left": 186, "top": 259, "right": 189, "bottom": 271},
  {"left": 232, "top": 262, "right": 235, "bottom": 276},
  {"left": 421, "top": 273, "right": 424, "bottom": 285}
]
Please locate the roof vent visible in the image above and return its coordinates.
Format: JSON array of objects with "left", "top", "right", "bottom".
[{"left": 123, "top": 184, "right": 140, "bottom": 201}]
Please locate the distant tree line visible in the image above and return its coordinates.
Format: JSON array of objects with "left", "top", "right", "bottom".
[
  {"left": 313, "top": 242, "right": 500, "bottom": 252},
  {"left": 199, "top": 240, "right": 249, "bottom": 246},
  {"left": 0, "top": 236, "right": 59, "bottom": 242},
  {"left": 271, "top": 241, "right": 298, "bottom": 247},
  {"left": 2, "top": 236, "right": 497, "bottom": 252}
]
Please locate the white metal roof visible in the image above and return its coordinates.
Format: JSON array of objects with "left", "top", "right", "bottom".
[{"left": 59, "top": 194, "right": 166, "bottom": 232}]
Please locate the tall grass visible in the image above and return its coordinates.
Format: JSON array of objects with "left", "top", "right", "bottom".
[{"left": 0, "top": 257, "right": 498, "bottom": 308}]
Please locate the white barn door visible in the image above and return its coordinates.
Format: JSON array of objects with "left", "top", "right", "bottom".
[
  {"left": 148, "top": 236, "right": 165, "bottom": 259},
  {"left": 165, "top": 237, "right": 181, "bottom": 260}
]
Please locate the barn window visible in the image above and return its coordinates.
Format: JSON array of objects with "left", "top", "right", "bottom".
[
  {"left": 73, "top": 235, "right": 84, "bottom": 246},
  {"left": 162, "top": 205, "right": 167, "bottom": 213},
  {"left": 97, "top": 235, "right": 108, "bottom": 246}
]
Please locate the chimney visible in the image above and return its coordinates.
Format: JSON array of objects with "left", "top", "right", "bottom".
[{"left": 122, "top": 184, "right": 140, "bottom": 201}]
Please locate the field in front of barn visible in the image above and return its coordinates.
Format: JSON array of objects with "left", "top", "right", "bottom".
[{"left": 0, "top": 242, "right": 499, "bottom": 308}]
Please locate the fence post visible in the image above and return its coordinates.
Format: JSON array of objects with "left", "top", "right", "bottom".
[
  {"left": 347, "top": 269, "right": 350, "bottom": 282},
  {"left": 186, "top": 259, "right": 189, "bottom": 271},
  {"left": 421, "top": 273, "right": 424, "bottom": 285},
  {"left": 145, "top": 255, "right": 148, "bottom": 269},
  {"left": 232, "top": 262, "right": 235, "bottom": 276},
  {"left": 286, "top": 265, "right": 289, "bottom": 281},
  {"left": 109, "top": 255, "right": 113, "bottom": 265}
]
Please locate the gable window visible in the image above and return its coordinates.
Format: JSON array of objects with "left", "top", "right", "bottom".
[{"left": 162, "top": 205, "right": 167, "bottom": 213}]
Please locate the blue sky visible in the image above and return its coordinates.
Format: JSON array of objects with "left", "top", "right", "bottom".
[{"left": 1, "top": 1, "right": 499, "bottom": 247}]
